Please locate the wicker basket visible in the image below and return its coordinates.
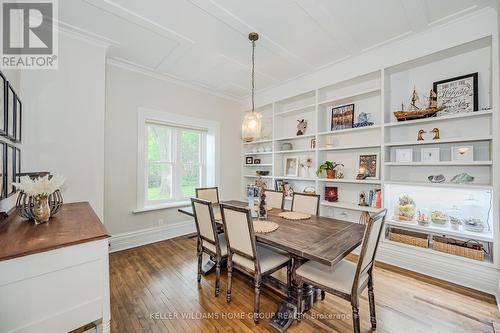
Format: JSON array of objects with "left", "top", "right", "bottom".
[
  {"left": 388, "top": 228, "right": 429, "bottom": 248},
  {"left": 432, "top": 236, "right": 484, "bottom": 261}
]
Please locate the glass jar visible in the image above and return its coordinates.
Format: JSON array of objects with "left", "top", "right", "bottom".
[
  {"left": 394, "top": 194, "right": 416, "bottom": 222},
  {"left": 447, "top": 206, "right": 462, "bottom": 230},
  {"left": 462, "top": 196, "right": 485, "bottom": 233},
  {"left": 431, "top": 210, "right": 448, "bottom": 227},
  {"left": 417, "top": 208, "right": 431, "bottom": 226}
]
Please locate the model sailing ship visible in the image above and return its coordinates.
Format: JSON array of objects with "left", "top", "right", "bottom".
[{"left": 394, "top": 88, "right": 444, "bottom": 121}]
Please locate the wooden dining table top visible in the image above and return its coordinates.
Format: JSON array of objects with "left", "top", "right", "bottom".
[{"left": 178, "top": 200, "right": 366, "bottom": 267}]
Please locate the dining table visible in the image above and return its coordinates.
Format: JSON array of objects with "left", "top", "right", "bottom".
[{"left": 178, "top": 200, "right": 366, "bottom": 331}]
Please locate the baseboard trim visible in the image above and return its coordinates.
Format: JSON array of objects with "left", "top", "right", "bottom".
[{"left": 109, "top": 221, "right": 196, "bottom": 253}]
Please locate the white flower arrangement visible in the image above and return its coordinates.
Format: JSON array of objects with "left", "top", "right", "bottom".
[{"left": 13, "top": 174, "right": 66, "bottom": 198}]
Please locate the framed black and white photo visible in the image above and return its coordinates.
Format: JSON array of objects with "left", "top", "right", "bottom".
[
  {"left": 0, "top": 142, "right": 5, "bottom": 198},
  {"left": 0, "top": 72, "right": 6, "bottom": 136},
  {"left": 283, "top": 156, "right": 298, "bottom": 177},
  {"left": 6, "top": 84, "right": 15, "bottom": 141},
  {"left": 358, "top": 153, "right": 379, "bottom": 179},
  {"left": 15, "top": 95, "right": 21, "bottom": 142},
  {"left": 14, "top": 146, "right": 21, "bottom": 185},
  {"left": 395, "top": 148, "right": 413, "bottom": 163},
  {"left": 253, "top": 158, "right": 261, "bottom": 164},
  {"left": 6, "top": 144, "right": 15, "bottom": 196},
  {"left": 421, "top": 148, "right": 440, "bottom": 162},
  {"left": 245, "top": 156, "right": 253, "bottom": 164},
  {"left": 433, "top": 73, "right": 478, "bottom": 116}
]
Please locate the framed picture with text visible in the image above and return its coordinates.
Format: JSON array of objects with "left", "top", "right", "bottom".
[{"left": 433, "top": 73, "right": 478, "bottom": 116}]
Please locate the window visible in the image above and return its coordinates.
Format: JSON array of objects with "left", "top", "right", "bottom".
[{"left": 137, "top": 108, "right": 218, "bottom": 211}]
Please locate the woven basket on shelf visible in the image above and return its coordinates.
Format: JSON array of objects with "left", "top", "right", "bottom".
[
  {"left": 388, "top": 227, "right": 429, "bottom": 248},
  {"left": 432, "top": 236, "right": 484, "bottom": 261}
]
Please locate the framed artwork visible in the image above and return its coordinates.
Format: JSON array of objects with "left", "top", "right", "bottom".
[
  {"left": 395, "top": 148, "right": 413, "bottom": 163},
  {"left": 245, "top": 156, "right": 253, "bottom": 164},
  {"left": 283, "top": 156, "right": 298, "bottom": 177},
  {"left": 6, "top": 84, "right": 15, "bottom": 140},
  {"left": 275, "top": 179, "right": 288, "bottom": 192},
  {"left": 421, "top": 148, "right": 440, "bottom": 162},
  {"left": 433, "top": 73, "right": 478, "bottom": 115},
  {"left": 0, "top": 72, "right": 6, "bottom": 136},
  {"left": 358, "top": 153, "right": 379, "bottom": 179},
  {"left": 6, "top": 144, "right": 14, "bottom": 196},
  {"left": 14, "top": 147, "right": 20, "bottom": 184},
  {"left": 451, "top": 146, "right": 473, "bottom": 162},
  {"left": 310, "top": 138, "right": 316, "bottom": 149},
  {"left": 15, "top": 95, "right": 21, "bottom": 142},
  {"left": 0, "top": 142, "right": 4, "bottom": 198},
  {"left": 331, "top": 104, "right": 354, "bottom": 131},
  {"left": 254, "top": 158, "right": 261, "bottom": 164}
]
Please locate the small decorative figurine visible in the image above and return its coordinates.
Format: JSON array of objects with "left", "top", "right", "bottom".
[
  {"left": 450, "top": 173, "right": 474, "bottom": 184},
  {"left": 431, "top": 128, "right": 440, "bottom": 140},
  {"left": 358, "top": 192, "right": 368, "bottom": 206},
  {"left": 296, "top": 119, "right": 307, "bottom": 136},
  {"left": 417, "top": 129, "right": 426, "bottom": 141},
  {"left": 428, "top": 174, "right": 446, "bottom": 183}
]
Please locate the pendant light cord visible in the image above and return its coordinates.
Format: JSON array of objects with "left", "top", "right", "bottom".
[{"left": 251, "top": 39, "right": 255, "bottom": 112}]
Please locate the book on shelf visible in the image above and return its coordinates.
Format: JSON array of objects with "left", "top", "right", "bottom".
[{"left": 367, "top": 189, "right": 382, "bottom": 209}]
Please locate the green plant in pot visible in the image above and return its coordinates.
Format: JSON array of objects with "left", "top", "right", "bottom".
[{"left": 316, "top": 161, "right": 344, "bottom": 179}]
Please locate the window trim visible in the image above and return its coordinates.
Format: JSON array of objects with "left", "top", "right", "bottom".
[{"left": 137, "top": 107, "right": 220, "bottom": 211}]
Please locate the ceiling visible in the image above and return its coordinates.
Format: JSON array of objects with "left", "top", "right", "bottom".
[{"left": 59, "top": 0, "right": 496, "bottom": 101}]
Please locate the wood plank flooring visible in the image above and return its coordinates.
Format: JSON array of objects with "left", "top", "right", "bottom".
[{"left": 110, "top": 236, "right": 499, "bottom": 333}]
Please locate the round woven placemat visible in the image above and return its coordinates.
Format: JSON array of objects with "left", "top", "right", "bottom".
[
  {"left": 253, "top": 220, "right": 279, "bottom": 234},
  {"left": 278, "top": 211, "right": 311, "bottom": 221}
]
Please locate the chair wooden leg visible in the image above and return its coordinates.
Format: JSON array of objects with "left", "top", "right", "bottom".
[
  {"left": 368, "top": 276, "right": 377, "bottom": 330},
  {"left": 320, "top": 290, "right": 326, "bottom": 301},
  {"left": 352, "top": 304, "right": 360, "bottom": 333},
  {"left": 296, "top": 279, "right": 303, "bottom": 322},
  {"left": 287, "top": 260, "right": 292, "bottom": 298},
  {"left": 215, "top": 258, "right": 221, "bottom": 297},
  {"left": 254, "top": 275, "right": 261, "bottom": 324},
  {"left": 226, "top": 256, "right": 232, "bottom": 303},
  {"left": 197, "top": 240, "right": 202, "bottom": 285}
]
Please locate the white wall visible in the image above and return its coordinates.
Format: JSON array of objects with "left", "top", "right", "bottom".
[
  {"left": 104, "top": 64, "right": 241, "bottom": 235},
  {"left": 19, "top": 33, "right": 106, "bottom": 219}
]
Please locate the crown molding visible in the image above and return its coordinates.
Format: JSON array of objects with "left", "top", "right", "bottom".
[
  {"left": 57, "top": 20, "right": 120, "bottom": 49},
  {"left": 106, "top": 58, "right": 241, "bottom": 102}
]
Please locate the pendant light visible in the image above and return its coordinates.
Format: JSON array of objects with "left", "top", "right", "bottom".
[{"left": 242, "top": 32, "right": 262, "bottom": 142}]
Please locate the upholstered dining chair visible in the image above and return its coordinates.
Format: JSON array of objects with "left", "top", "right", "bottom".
[
  {"left": 295, "top": 210, "right": 387, "bottom": 333},
  {"left": 191, "top": 198, "right": 228, "bottom": 297},
  {"left": 219, "top": 203, "right": 292, "bottom": 324},
  {"left": 196, "top": 187, "right": 219, "bottom": 205},
  {"left": 264, "top": 189, "right": 285, "bottom": 210},
  {"left": 291, "top": 192, "right": 320, "bottom": 216}
]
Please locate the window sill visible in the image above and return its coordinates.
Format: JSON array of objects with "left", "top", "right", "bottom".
[{"left": 133, "top": 201, "right": 191, "bottom": 214}]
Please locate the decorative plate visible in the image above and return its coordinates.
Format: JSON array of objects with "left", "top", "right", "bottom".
[
  {"left": 278, "top": 211, "right": 311, "bottom": 221},
  {"left": 253, "top": 220, "right": 279, "bottom": 234}
]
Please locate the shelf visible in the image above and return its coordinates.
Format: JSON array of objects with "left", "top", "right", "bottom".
[
  {"left": 275, "top": 176, "right": 316, "bottom": 181},
  {"left": 244, "top": 164, "right": 273, "bottom": 167},
  {"left": 244, "top": 152, "right": 273, "bottom": 156},
  {"left": 318, "top": 88, "right": 381, "bottom": 106},
  {"left": 243, "top": 139, "right": 273, "bottom": 145},
  {"left": 275, "top": 104, "right": 315, "bottom": 116},
  {"left": 384, "top": 180, "right": 493, "bottom": 190},
  {"left": 385, "top": 110, "right": 493, "bottom": 127},
  {"left": 318, "top": 144, "right": 380, "bottom": 151},
  {"left": 385, "top": 136, "right": 492, "bottom": 147},
  {"left": 275, "top": 134, "right": 316, "bottom": 141},
  {"left": 318, "top": 178, "right": 382, "bottom": 184},
  {"left": 243, "top": 175, "right": 273, "bottom": 179},
  {"left": 320, "top": 200, "right": 384, "bottom": 213},
  {"left": 385, "top": 218, "right": 493, "bottom": 242},
  {"left": 317, "top": 124, "right": 381, "bottom": 136},
  {"left": 275, "top": 149, "right": 315, "bottom": 154},
  {"left": 385, "top": 161, "right": 492, "bottom": 166}
]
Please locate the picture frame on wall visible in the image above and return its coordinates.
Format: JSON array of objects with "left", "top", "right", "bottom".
[
  {"left": 421, "top": 148, "right": 440, "bottom": 162},
  {"left": 15, "top": 95, "right": 21, "bottom": 142},
  {"left": 331, "top": 104, "right": 354, "bottom": 131},
  {"left": 283, "top": 156, "right": 298, "bottom": 177},
  {"left": 0, "top": 72, "right": 6, "bottom": 136},
  {"left": 433, "top": 73, "right": 478, "bottom": 116},
  {"left": 451, "top": 145, "right": 474, "bottom": 162},
  {"left": 6, "top": 84, "right": 15, "bottom": 141},
  {"left": 245, "top": 156, "right": 254, "bottom": 165},
  {"left": 0, "top": 142, "right": 5, "bottom": 199},
  {"left": 14, "top": 147, "right": 20, "bottom": 184},
  {"left": 358, "top": 153, "right": 379, "bottom": 179},
  {"left": 6, "top": 144, "right": 14, "bottom": 197}
]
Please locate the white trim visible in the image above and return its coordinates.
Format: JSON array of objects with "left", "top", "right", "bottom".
[
  {"left": 109, "top": 221, "right": 196, "bottom": 253},
  {"left": 132, "top": 201, "right": 191, "bottom": 214},
  {"left": 57, "top": 20, "right": 119, "bottom": 49},
  {"left": 136, "top": 107, "right": 220, "bottom": 212}
]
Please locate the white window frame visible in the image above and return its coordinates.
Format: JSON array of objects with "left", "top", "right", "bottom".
[{"left": 136, "top": 107, "right": 220, "bottom": 212}]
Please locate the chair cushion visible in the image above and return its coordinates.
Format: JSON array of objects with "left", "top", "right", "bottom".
[
  {"left": 233, "top": 245, "right": 289, "bottom": 273},
  {"left": 203, "top": 233, "right": 228, "bottom": 256},
  {"left": 296, "top": 259, "right": 367, "bottom": 295}
]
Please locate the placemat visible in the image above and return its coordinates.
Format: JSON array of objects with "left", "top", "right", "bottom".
[
  {"left": 278, "top": 211, "right": 311, "bottom": 221},
  {"left": 253, "top": 220, "right": 279, "bottom": 234}
]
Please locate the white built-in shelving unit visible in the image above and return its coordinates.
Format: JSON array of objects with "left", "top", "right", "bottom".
[{"left": 241, "top": 35, "right": 499, "bottom": 293}]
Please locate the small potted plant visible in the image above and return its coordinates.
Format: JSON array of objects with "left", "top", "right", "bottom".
[{"left": 316, "top": 161, "right": 344, "bottom": 179}]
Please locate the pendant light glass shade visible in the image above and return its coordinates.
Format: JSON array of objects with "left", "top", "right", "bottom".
[
  {"left": 241, "top": 32, "right": 262, "bottom": 142},
  {"left": 242, "top": 111, "right": 262, "bottom": 142}
]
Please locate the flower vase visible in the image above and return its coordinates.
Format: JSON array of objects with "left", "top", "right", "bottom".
[
  {"left": 33, "top": 196, "right": 51, "bottom": 224},
  {"left": 326, "top": 170, "right": 336, "bottom": 179}
]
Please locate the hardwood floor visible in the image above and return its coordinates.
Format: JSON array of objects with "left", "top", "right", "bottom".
[{"left": 110, "top": 236, "right": 499, "bottom": 333}]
